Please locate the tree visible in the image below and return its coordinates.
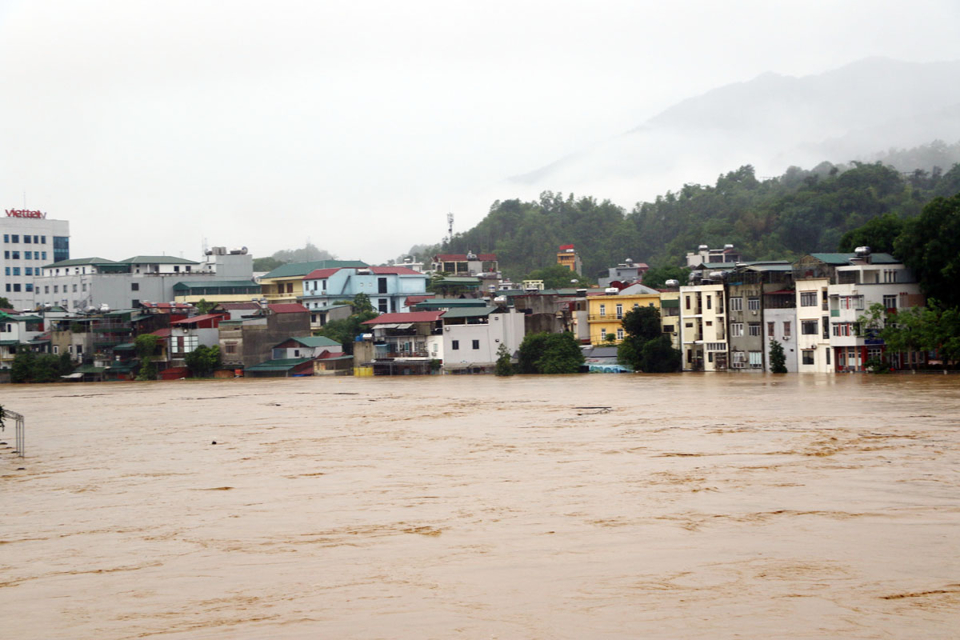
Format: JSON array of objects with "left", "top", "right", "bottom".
[
  {"left": 859, "top": 300, "right": 960, "bottom": 367},
  {"left": 516, "top": 332, "right": 584, "bottom": 374},
  {"left": 10, "top": 347, "right": 73, "bottom": 383},
  {"left": 641, "top": 266, "right": 690, "bottom": 289},
  {"left": 184, "top": 345, "right": 221, "bottom": 378},
  {"left": 617, "top": 307, "right": 682, "bottom": 372},
  {"left": 0, "top": 296, "right": 11, "bottom": 309},
  {"left": 522, "top": 264, "right": 591, "bottom": 290},
  {"left": 769, "top": 340, "right": 787, "bottom": 373},
  {"left": 253, "top": 256, "right": 284, "bottom": 272},
  {"left": 196, "top": 299, "right": 215, "bottom": 315},
  {"left": 895, "top": 193, "right": 960, "bottom": 308},
  {"left": 837, "top": 213, "right": 905, "bottom": 254},
  {"left": 315, "top": 293, "right": 378, "bottom": 355},
  {"left": 134, "top": 334, "right": 160, "bottom": 381},
  {"left": 494, "top": 343, "right": 514, "bottom": 376}
]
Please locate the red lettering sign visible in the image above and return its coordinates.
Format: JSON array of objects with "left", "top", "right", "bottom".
[{"left": 5, "top": 209, "right": 47, "bottom": 219}]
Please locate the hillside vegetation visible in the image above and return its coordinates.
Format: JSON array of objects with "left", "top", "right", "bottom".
[{"left": 426, "top": 160, "right": 960, "bottom": 279}]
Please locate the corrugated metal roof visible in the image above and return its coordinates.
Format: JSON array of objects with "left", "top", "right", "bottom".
[
  {"left": 435, "top": 253, "right": 497, "bottom": 261},
  {"left": 171, "top": 314, "right": 223, "bottom": 325},
  {"left": 363, "top": 311, "right": 443, "bottom": 325},
  {"left": 119, "top": 256, "right": 200, "bottom": 265},
  {"left": 285, "top": 336, "right": 341, "bottom": 348},
  {"left": 441, "top": 306, "right": 496, "bottom": 319},
  {"left": 268, "top": 303, "right": 309, "bottom": 314},
  {"left": 172, "top": 280, "right": 259, "bottom": 290},
  {"left": 245, "top": 357, "right": 314, "bottom": 372},
  {"left": 42, "top": 257, "right": 116, "bottom": 268},
  {"left": 262, "top": 260, "right": 368, "bottom": 279}
]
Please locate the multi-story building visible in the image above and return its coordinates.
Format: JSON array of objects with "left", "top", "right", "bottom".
[
  {"left": 2, "top": 209, "right": 69, "bottom": 310},
  {"left": 827, "top": 252, "right": 924, "bottom": 371},
  {"left": 440, "top": 307, "right": 526, "bottom": 374},
  {"left": 679, "top": 279, "right": 727, "bottom": 371},
  {"left": 35, "top": 251, "right": 255, "bottom": 313},
  {"left": 301, "top": 266, "right": 429, "bottom": 321},
  {"left": 763, "top": 290, "right": 799, "bottom": 372},
  {"left": 725, "top": 262, "right": 793, "bottom": 372},
  {"left": 685, "top": 244, "right": 742, "bottom": 268},
  {"left": 587, "top": 290, "right": 661, "bottom": 345},
  {"left": 259, "top": 260, "right": 367, "bottom": 304},
  {"left": 431, "top": 252, "right": 498, "bottom": 276},
  {"left": 556, "top": 244, "right": 583, "bottom": 275},
  {"left": 218, "top": 303, "right": 311, "bottom": 370},
  {"left": 659, "top": 289, "right": 682, "bottom": 350},
  {"left": 597, "top": 258, "right": 649, "bottom": 288},
  {"left": 0, "top": 310, "right": 45, "bottom": 369}
]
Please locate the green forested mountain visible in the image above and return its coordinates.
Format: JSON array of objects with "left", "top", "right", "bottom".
[{"left": 422, "top": 161, "right": 960, "bottom": 279}]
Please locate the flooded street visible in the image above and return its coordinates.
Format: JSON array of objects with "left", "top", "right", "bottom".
[{"left": 2, "top": 374, "right": 959, "bottom": 639}]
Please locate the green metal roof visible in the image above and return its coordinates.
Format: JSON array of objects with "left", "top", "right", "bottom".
[
  {"left": 119, "top": 256, "right": 200, "bottom": 265},
  {"left": 807, "top": 253, "right": 898, "bottom": 266},
  {"left": 106, "top": 363, "right": 136, "bottom": 372},
  {"left": 262, "top": 260, "right": 368, "bottom": 279},
  {"left": 285, "top": 336, "right": 341, "bottom": 348},
  {"left": 436, "top": 276, "right": 481, "bottom": 286},
  {"left": 415, "top": 298, "right": 487, "bottom": 309},
  {"left": 441, "top": 306, "right": 496, "bottom": 319},
  {"left": 113, "top": 343, "right": 136, "bottom": 351},
  {"left": 0, "top": 339, "right": 20, "bottom": 346},
  {"left": 245, "top": 357, "right": 314, "bottom": 372},
  {"left": 660, "top": 298, "right": 680, "bottom": 308},
  {"left": 172, "top": 280, "right": 261, "bottom": 291},
  {"left": 0, "top": 313, "right": 43, "bottom": 322},
  {"left": 43, "top": 257, "right": 117, "bottom": 268},
  {"left": 75, "top": 365, "right": 106, "bottom": 374}
]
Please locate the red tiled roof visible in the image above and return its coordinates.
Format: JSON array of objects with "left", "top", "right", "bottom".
[
  {"left": 304, "top": 268, "right": 343, "bottom": 280},
  {"left": 435, "top": 254, "right": 497, "bottom": 262},
  {"left": 558, "top": 244, "right": 575, "bottom": 250},
  {"left": 369, "top": 266, "right": 423, "bottom": 275},
  {"left": 150, "top": 328, "right": 172, "bottom": 338},
  {"left": 404, "top": 294, "right": 435, "bottom": 306},
  {"left": 171, "top": 314, "right": 223, "bottom": 325},
  {"left": 268, "top": 303, "right": 309, "bottom": 314},
  {"left": 362, "top": 311, "right": 444, "bottom": 325}
]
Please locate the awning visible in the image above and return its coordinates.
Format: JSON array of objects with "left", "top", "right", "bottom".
[{"left": 60, "top": 372, "right": 85, "bottom": 379}]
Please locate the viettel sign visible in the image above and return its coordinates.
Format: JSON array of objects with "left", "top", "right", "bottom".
[{"left": 5, "top": 209, "right": 47, "bottom": 219}]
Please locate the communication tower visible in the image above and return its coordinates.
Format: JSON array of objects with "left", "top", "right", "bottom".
[{"left": 447, "top": 213, "right": 454, "bottom": 242}]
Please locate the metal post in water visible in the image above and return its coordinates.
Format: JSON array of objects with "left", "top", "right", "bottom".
[{"left": 3, "top": 409, "right": 25, "bottom": 458}]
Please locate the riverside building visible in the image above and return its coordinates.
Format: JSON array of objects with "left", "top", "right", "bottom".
[{"left": 1, "top": 209, "right": 70, "bottom": 310}]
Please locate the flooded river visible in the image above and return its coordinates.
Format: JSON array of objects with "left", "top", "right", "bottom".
[{"left": 1, "top": 374, "right": 959, "bottom": 638}]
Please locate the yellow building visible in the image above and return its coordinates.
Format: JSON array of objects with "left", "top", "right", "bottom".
[
  {"left": 557, "top": 244, "right": 583, "bottom": 275},
  {"left": 587, "top": 292, "right": 661, "bottom": 345},
  {"left": 172, "top": 281, "right": 263, "bottom": 305},
  {"left": 659, "top": 290, "right": 682, "bottom": 350}
]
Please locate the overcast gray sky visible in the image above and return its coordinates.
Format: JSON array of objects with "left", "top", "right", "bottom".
[{"left": 2, "top": 0, "right": 959, "bottom": 264}]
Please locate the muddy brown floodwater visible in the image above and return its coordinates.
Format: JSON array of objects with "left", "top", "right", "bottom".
[{"left": 1, "top": 374, "right": 959, "bottom": 639}]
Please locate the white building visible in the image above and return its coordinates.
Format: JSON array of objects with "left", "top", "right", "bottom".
[
  {"left": 35, "top": 251, "right": 254, "bottom": 313},
  {"left": 828, "top": 257, "right": 924, "bottom": 371},
  {"left": 440, "top": 307, "right": 525, "bottom": 373},
  {"left": 1, "top": 209, "right": 70, "bottom": 310}
]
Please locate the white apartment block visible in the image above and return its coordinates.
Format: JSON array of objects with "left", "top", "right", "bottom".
[{"left": 1, "top": 210, "right": 70, "bottom": 310}]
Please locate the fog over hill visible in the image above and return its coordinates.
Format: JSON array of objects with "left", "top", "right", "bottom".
[{"left": 512, "top": 57, "right": 960, "bottom": 200}]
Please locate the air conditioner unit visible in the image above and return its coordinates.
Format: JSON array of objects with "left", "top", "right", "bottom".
[
  {"left": 444, "top": 326, "right": 450, "bottom": 332},
  {"left": 321, "top": 290, "right": 327, "bottom": 295},
  {"left": 752, "top": 310, "right": 758, "bottom": 315}
]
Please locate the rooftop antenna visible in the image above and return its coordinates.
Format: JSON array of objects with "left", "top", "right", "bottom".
[{"left": 447, "top": 213, "right": 454, "bottom": 242}]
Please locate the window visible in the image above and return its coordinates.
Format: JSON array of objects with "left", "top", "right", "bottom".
[
  {"left": 730, "top": 297, "right": 742, "bottom": 312},
  {"left": 2, "top": 234, "right": 6, "bottom": 242},
  {"left": 748, "top": 323, "right": 761, "bottom": 336},
  {"left": 801, "top": 320, "right": 818, "bottom": 335},
  {"left": 451, "top": 340, "right": 459, "bottom": 350},
  {"left": 616, "top": 304, "right": 623, "bottom": 319},
  {"left": 44, "top": 286, "right": 49, "bottom": 294},
  {"left": 24, "top": 235, "right": 31, "bottom": 244},
  {"left": 783, "top": 321, "right": 791, "bottom": 338},
  {"left": 12, "top": 267, "right": 19, "bottom": 276},
  {"left": 600, "top": 328, "right": 607, "bottom": 340},
  {"left": 41, "top": 236, "right": 46, "bottom": 244},
  {"left": 840, "top": 295, "right": 864, "bottom": 310},
  {"left": 732, "top": 351, "right": 746, "bottom": 368},
  {"left": 617, "top": 328, "right": 624, "bottom": 340},
  {"left": 54, "top": 285, "right": 58, "bottom": 293},
  {"left": 12, "top": 284, "right": 20, "bottom": 292},
  {"left": 378, "top": 299, "right": 388, "bottom": 313},
  {"left": 41, "top": 251, "right": 46, "bottom": 260},
  {"left": 767, "top": 322, "right": 775, "bottom": 338},
  {"left": 599, "top": 304, "right": 606, "bottom": 317},
  {"left": 800, "top": 292, "right": 817, "bottom": 307},
  {"left": 685, "top": 296, "right": 691, "bottom": 310},
  {"left": 883, "top": 294, "right": 897, "bottom": 310},
  {"left": 706, "top": 295, "right": 712, "bottom": 310},
  {"left": 11, "top": 251, "right": 19, "bottom": 259},
  {"left": 131, "top": 283, "right": 139, "bottom": 291},
  {"left": 25, "top": 283, "right": 33, "bottom": 292},
  {"left": 225, "top": 343, "right": 237, "bottom": 355},
  {"left": 748, "top": 297, "right": 760, "bottom": 311},
  {"left": 822, "top": 316, "right": 829, "bottom": 339},
  {"left": 730, "top": 322, "right": 743, "bottom": 337},
  {"left": 173, "top": 265, "right": 180, "bottom": 272},
  {"left": 883, "top": 270, "right": 898, "bottom": 283},
  {"left": 472, "top": 340, "right": 480, "bottom": 350},
  {"left": 378, "top": 277, "right": 388, "bottom": 294},
  {"left": 833, "top": 323, "right": 854, "bottom": 337},
  {"left": 73, "top": 284, "right": 77, "bottom": 292},
  {"left": 52, "top": 345, "right": 58, "bottom": 354},
  {"left": 802, "top": 350, "right": 815, "bottom": 365},
  {"left": 11, "top": 234, "right": 18, "bottom": 242},
  {"left": 749, "top": 351, "right": 763, "bottom": 368}
]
